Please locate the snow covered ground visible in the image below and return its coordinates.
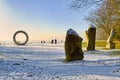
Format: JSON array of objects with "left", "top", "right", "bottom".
[{"left": 0, "top": 44, "right": 120, "bottom": 80}]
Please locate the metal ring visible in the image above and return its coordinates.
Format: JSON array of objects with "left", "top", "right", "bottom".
[{"left": 13, "top": 30, "right": 29, "bottom": 45}]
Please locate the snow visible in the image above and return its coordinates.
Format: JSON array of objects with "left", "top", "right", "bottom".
[
  {"left": 90, "top": 24, "right": 96, "bottom": 28},
  {"left": 0, "top": 44, "right": 120, "bottom": 80},
  {"left": 67, "top": 28, "right": 80, "bottom": 37}
]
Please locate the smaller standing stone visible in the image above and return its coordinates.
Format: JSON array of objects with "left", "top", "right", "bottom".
[
  {"left": 65, "top": 28, "right": 84, "bottom": 61},
  {"left": 85, "top": 31, "right": 89, "bottom": 46},
  {"left": 87, "top": 25, "right": 96, "bottom": 51}
]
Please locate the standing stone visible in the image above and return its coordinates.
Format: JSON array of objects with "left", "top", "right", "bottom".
[
  {"left": 65, "top": 28, "right": 84, "bottom": 61},
  {"left": 106, "top": 29, "right": 115, "bottom": 49},
  {"left": 87, "top": 25, "right": 96, "bottom": 51},
  {"left": 85, "top": 31, "right": 89, "bottom": 46}
]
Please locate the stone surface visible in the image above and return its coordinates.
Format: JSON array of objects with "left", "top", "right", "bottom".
[
  {"left": 85, "top": 31, "right": 89, "bottom": 46},
  {"left": 65, "top": 29, "right": 84, "bottom": 61},
  {"left": 87, "top": 26, "right": 96, "bottom": 51}
]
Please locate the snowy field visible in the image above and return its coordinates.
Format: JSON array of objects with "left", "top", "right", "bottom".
[{"left": 0, "top": 44, "right": 120, "bottom": 80}]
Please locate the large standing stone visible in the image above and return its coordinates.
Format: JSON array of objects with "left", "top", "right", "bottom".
[
  {"left": 106, "top": 29, "right": 115, "bottom": 49},
  {"left": 87, "top": 25, "right": 96, "bottom": 51},
  {"left": 65, "top": 28, "right": 84, "bottom": 61}
]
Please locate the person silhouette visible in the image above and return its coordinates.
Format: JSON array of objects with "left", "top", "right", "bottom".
[
  {"left": 51, "top": 39, "right": 54, "bottom": 44},
  {"left": 55, "top": 39, "right": 57, "bottom": 44}
]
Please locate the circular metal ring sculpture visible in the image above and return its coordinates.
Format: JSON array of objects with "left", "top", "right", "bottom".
[{"left": 13, "top": 30, "right": 29, "bottom": 45}]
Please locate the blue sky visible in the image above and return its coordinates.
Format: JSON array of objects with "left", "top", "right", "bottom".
[{"left": 0, "top": 0, "right": 90, "bottom": 41}]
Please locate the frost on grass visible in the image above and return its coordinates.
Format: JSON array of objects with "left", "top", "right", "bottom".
[{"left": 0, "top": 45, "right": 120, "bottom": 80}]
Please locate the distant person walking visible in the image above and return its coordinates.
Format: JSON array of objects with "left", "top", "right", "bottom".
[
  {"left": 41, "top": 41, "right": 43, "bottom": 43},
  {"left": 51, "top": 39, "right": 54, "bottom": 44},
  {"left": 43, "top": 41, "right": 45, "bottom": 43},
  {"left": 55, "top": 39, "right": 57, "bottom": 44},
  {"left": 41, "top": 41, "right": 46, "bottom": 44}
]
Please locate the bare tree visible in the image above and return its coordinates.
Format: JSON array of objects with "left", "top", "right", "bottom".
[
  {"left": 88, "top": 1, "right": 119, "bottom": 34},
  {"left": 71, "top": 0, "right": 120, "bottom": 40},
  {"left": 70, "top": 0, "right": 104, "bottom": 9},
  {"left": 96, "top": 28, "right": 109, "bottom": 40}
]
